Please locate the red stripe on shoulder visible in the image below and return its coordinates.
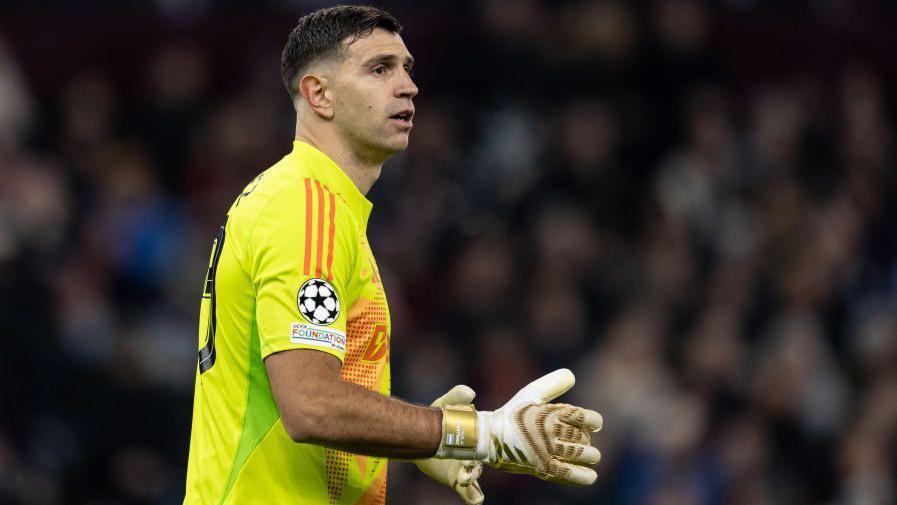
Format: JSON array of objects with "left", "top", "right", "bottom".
[
  {"left": 326, "top": 189, "right": 336, "bottom": 281},
  {"left": 314, "top": 180, "right": 325, "bottom": 278},
  {"left": 303, "top": 178, "right": 313, "bottom": 276}
]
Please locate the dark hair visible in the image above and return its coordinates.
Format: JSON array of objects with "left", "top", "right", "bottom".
[{"left": 281, "top": 5, "right": 402, "bottom": 100}]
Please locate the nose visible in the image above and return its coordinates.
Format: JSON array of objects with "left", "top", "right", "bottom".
[{"left": 396, "top": 69, "right": 418, "bottom": 99}]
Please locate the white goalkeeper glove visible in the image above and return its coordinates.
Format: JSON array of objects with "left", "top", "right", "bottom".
[
  {"left": 414, "top": 385, "right": 485, "bottom": 505},
  {"left": 436, "top": 369, "right": 602, "bottom": 486}
]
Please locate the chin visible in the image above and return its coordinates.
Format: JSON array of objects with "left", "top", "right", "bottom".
[
  {"left": 391, "top": 138, "right": 410, "bottom": 152},
  {"left": 379, "top": 136, "right": 410, "bottom": 156},
  {"left": 359, "top": 133, "right": 410, "bottom": 162}
]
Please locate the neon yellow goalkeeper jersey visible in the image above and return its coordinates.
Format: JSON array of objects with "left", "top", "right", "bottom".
[{"left": 185, "top": 141, "right": 391, "bottom": 505}]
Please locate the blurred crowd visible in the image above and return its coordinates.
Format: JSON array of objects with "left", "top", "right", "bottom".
[{"left": 1, "top": 1, "right": 896, "bottom": 504}]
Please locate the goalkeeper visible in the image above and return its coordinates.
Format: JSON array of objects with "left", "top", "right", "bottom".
[{"left": 183, "top": 5, "right": 601, "bottom": 505}]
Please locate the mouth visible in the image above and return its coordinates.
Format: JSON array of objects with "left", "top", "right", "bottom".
[{"left": 389, "top": 109, "right": 414, "bottom": 129}]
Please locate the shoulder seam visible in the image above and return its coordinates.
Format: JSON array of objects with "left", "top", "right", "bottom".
[
  {"left": 243, "top": 179, "right": 306, "bottom": 275},
  {"left": 243, "top": 175, "right": 359, "bottom": 287}
]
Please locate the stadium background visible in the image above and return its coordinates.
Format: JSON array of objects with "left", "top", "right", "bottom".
[{"left": 1, "top": 0, "right": 896, "bottom": 504}]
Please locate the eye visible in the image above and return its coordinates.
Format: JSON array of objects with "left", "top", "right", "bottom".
[
  {"left": 372, "top": 65, "right": 387, "bottom": 75},
  {"left": 404, "top": 65, "right": 414, "bottom": 77}
]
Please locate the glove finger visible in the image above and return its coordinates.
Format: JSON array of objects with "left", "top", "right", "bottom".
[
  {"left": 546, "top": 459, "right": 598, "bottom": 486},
  {"left": 431, "top": 385, "right": 476, "bottom": 407},
  {"left": 457, "top": 460, "right": 483, "bottom": 486},
  {"left": 553, "top": 441, "right": 601, "bottom": 465},
  {"left": 553, "top": 422, "right": 589, "bottom": 445},
  {"left": 457, "top": 479, "right": 484, "bottom": 505},
  {"left": 512, "top": 369, "right": 575, "bottom": 404},
  {"left": 559, "top": 405, "right": 603, "bottom": 432}
]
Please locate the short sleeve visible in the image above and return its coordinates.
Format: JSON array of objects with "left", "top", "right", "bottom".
[{"left": 250, "top": 179, "right": 354, "bottom": 361}]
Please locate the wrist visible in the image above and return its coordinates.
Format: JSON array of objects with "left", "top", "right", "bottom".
[{"left": 435, "top": 405, "right": 480, "bottom": 459}]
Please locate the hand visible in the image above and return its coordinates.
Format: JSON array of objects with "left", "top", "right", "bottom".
[
  {"left": 478, "top": 369, "right": 602, "bottom": 485},
  {"left": 415, "top": 385, "right": 485, "bottom": 504}
]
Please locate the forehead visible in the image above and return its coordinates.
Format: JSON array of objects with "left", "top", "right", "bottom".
[{"left": 343, "top": 28, "right": 411, "bottom": 62}]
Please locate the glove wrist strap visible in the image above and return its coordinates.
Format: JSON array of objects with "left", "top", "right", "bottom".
[
  {"left": 475, "top": 410, "right": 493, "bottom": 462},
  {"left": 435, "top": 405, "right": 479, "bottom": 459}
]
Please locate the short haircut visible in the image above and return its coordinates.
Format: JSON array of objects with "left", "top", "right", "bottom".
[{"left": 281, "top": 5, "right": 402, "bottom": 100}]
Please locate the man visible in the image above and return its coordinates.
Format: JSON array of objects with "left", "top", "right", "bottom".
[{"left": 184, "top": 6, "right": 602, "bottom": 504}]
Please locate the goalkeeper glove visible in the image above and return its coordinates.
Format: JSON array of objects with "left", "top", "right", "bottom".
[
  {"left": 414, "top": 385, "right": 485, "bottom": 505},
  {"left": 436, "top": 369, "right": 602, "bottom": 486}
]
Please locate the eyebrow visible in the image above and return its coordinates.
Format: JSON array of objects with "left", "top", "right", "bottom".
[{"left": 362, "top": 54, "right": 415, "bottom": 68}]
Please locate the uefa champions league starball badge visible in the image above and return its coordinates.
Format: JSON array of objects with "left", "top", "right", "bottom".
[{"left": 297, "top": 278, "right": 340, "bottom": 325}]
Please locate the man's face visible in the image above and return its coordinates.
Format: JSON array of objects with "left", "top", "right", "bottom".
[{"left": 329, "top": 28, "right": 418, "bottom": 160}]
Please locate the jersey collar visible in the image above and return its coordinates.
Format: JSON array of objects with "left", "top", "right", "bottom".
[{"left": 292, "top": 141, "right": 374, "bottom": 225}]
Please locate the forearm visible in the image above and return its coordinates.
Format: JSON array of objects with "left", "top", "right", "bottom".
[
  {"left": 266, "top": 349, "right": 442, "bottom": 459},
  {"left": 295, "top": 378, "right": 442, "bottom": 458}
]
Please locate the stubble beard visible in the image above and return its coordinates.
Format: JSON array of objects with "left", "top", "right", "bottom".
[{"left": 345, "top": 120, "right": 407, "bottom": 165}]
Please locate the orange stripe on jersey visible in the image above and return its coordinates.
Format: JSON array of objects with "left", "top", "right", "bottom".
[
  {"left": 314, "top": 180, "right": 325, "bottom": 278},
  {"left": 303, "top": 178, "right": 313, "bottom": 276},
  {"left": 326, "top": 191, "right": 336, "bottom": 281}
]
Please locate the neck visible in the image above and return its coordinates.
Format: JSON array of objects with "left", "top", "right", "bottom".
[{"left": 295, "top": 124, "right": 383, "bottom": 196}]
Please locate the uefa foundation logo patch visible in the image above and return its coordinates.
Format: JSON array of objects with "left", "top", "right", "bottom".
[{"left": 297, "top": 278, "right": 340, "bottom": 325}]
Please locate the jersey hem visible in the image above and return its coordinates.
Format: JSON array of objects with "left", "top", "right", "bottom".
[{"left": 217, "top": 420, "right": 281, "bottom": 505}]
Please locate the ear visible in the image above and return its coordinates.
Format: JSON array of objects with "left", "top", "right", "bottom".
[{"left": 298, "top": 74, "right": 334, "bottom": 120}]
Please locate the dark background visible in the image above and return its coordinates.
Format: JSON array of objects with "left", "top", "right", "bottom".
[{"left": 1, "top": 1, "right": 896, "bottom": 504}]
